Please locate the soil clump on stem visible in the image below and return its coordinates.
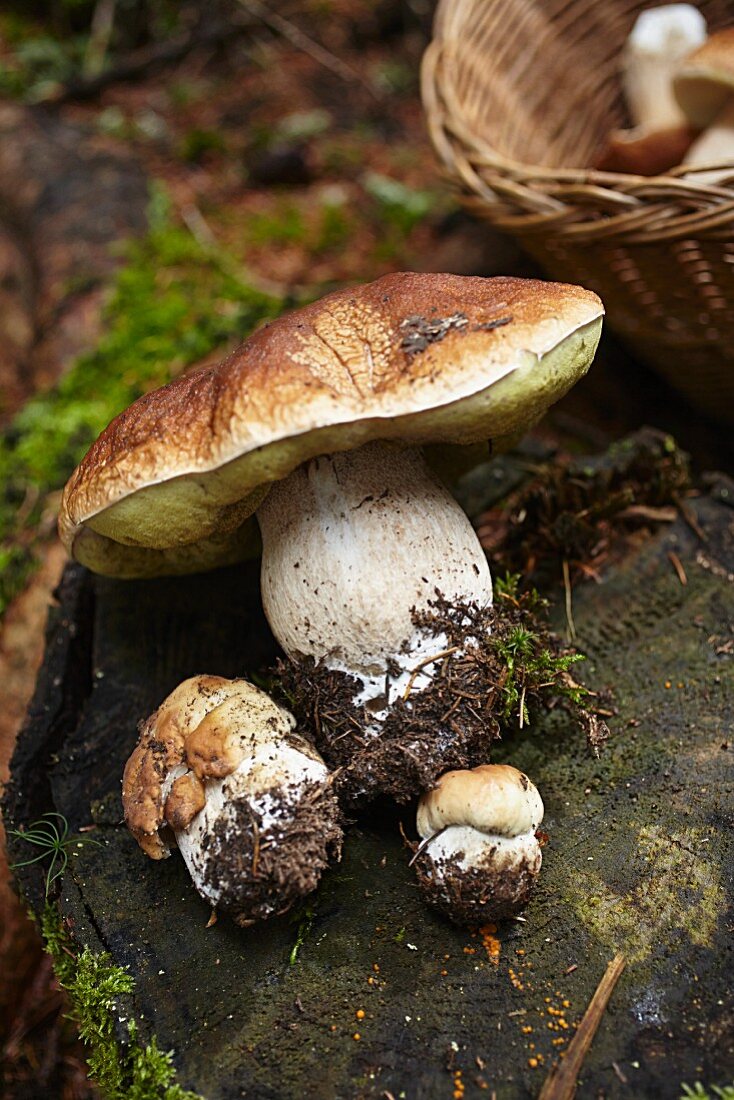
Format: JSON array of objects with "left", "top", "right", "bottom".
[
  {"left": 198, "top": 779, "right": 343, "bottom": 926},
  {"left": 276, "top": 584, "right": 608, "bottom": 810},
  {"left": 412, "top": 843, "right": 542, "bottom": 926}
]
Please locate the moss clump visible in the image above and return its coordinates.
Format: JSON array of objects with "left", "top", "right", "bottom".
[
  {"left": 0, "top": 186, "right": 284, "bottom": 615},
  {"left": 490, "top": 574, "right": 590, "bottom": 722},
  {"left": 40, "top": 904, "right": 201, "bottom": 1100}
]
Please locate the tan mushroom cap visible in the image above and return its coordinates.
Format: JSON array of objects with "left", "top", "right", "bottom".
[
  {"left": 164, "top": 773, "right": 206, "bottom": 832},
  {"left": 59, "top": 272, "right": 603, "bottom": 579},
  {"left": 417, "top": 763, "right": 544, "bottom": 840},
  {"left": 674, "top": 28, "right": 734, "bottom": 128},
  {"left": 122, "top": 675, "right": 300, "bottom": 859}
]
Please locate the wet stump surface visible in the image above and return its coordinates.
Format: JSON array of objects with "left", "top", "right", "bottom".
[{"left": 5, "top": 470, "right": 734, "bottom": 1100}]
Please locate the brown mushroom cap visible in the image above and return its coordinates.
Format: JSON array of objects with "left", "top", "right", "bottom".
[
  {"left": 59, "top": 272, "right": 603, "bottom": 579},
  {"left": 674, "top": 29, "right": 734, "bottom": 128},
  {"left": 594, "top": 124, "right": 696, "bottom": 175}
]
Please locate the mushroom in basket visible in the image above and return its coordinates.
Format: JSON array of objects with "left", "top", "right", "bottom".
[
  {"left": 675, "top": 28, "right": 734, "bottom": 184},
  {"left": 596, "top": 4, "right": 707, "bottom": 175}
]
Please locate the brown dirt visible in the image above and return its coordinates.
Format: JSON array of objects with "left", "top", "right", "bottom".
[
  {"left": 413, "top": 843, "right": 541, "bottom": 926},
  {"left": 199, "top": 779, "right": 343, "bottom": 927},
  {"left": 478, "top": 427, "right": 693, "bottom": 590},
  {"left": 276, "top": 592, "right": 607, "bottom": 809}
]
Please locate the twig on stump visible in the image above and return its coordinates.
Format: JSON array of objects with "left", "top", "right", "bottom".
[{"left": 537, "top": 953, "right": 626, "bottom": 1100}]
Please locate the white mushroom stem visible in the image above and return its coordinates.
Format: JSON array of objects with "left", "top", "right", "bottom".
[
  {"left": 683, "top": 98, "right": 734, "bottom": 183},
  {"left": 175, "top": 741, "right": 330, "bottom": 909},
  {"left": 256, "top": 440, "right": 492, "bottom": 711},
  {"left": 421, "top": 825, "right": 541, "bottom": 878},
  {"left": 623, "top": 5, "right": 707, "bottom": 131}
]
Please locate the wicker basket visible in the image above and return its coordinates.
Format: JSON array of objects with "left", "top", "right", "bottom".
[{"left": 422, "top": 0, "right": 734, "bottom": 424}]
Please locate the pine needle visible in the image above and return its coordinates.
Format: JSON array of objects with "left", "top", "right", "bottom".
[
  {"left": 562, "top": 559, "right": 576, "bottom": 641},
  {"left": 8, "top": 813, "right": 103, "bottom": 898}
]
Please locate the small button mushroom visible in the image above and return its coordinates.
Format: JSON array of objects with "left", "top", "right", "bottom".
[
  {"left": 596, "top": 5, "right": 707, "bottom": 175},
  {"left": 122, "top": 675, "right": 342, "bottom": 925},
  {"left": 674, "top": 29, "right": 734, "bottom": 184},
  {"left": 412, "top": 764, "right": 544, "bottom": 925}
]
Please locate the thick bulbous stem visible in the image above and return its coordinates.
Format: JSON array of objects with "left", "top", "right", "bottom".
[
  {"left": 175, "top": 744, "right": 341, "bottom": 924},
  {"left": 256, "top": 441, "right": 492, "bottom": 701}
]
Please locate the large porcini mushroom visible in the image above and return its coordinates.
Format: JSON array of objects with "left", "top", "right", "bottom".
[
  {"left": 596, "top": 5, "right": 706, "bottom": 175},
  {"left": 122, "top": 675, "right": 342, "bottom": 924},
  {"left": 60, "top": 272, "right": 603, "bottom": 804},
  {"left": 412, "top": 764, "right": 544, "bottom": 925},
  {"left": 674, "top": 29, "right": 734, "bottom": 184}
]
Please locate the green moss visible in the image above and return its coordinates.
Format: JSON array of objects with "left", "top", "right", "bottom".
[
  {"left": 361, "top": 171, "right": 438, "bottom": 263},
  {"left": 178, "top": 128, "right": 226, "bottom": 163},
  {"left": 40, "top": 904, "right": 201, "bottom": 1100},
  {"left": 562, "top": 824, "right": 726, "bottom": 964},
  {"left": 0, "top": 20, "right": 87, "bottom": 100},
  {"left": 362, "top": 172, "right": 435, "bottom": 236},
  {"left": 489, "top": 575, "right": 589, "bottom": 725},
  {"left": 0, "top": 186, "right": 284, "bottom": 615},
  {"left": 314, "top": 202, "right": 352, "bottom": 254},
  {"left": 245, "top": 203, "right": 307, "bottom": 246},
  {"left": 681, "top": 1086, "right": 734, "bottom": 1100}
]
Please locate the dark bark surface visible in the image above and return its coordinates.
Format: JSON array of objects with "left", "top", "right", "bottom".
[{"left": 5, "top": 479, "right": 734, "bottom": 1099}]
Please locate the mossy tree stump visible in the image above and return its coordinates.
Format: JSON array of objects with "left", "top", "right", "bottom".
[{"left": 5, "top": 463, "right": 734, "bottom": 1100}]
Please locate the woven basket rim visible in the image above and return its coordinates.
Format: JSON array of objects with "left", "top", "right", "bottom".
[{"left": 421, "top": 22, "right": 734, "bottom": 245}]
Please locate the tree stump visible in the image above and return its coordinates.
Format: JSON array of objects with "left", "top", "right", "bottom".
[{"left": 5, "top": 466, "right": 734, "bottom": 1100}]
